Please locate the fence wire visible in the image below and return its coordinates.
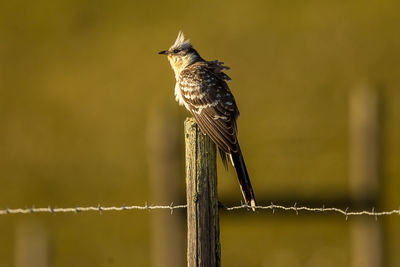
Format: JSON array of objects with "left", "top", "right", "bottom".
[{"left": 1, "top": 203, "right": 399, "bottom": 219}]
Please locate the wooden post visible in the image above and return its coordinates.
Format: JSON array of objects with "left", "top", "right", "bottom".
[
  {"left": 349, "top": 85, "right": 379, "bottom": 200},
  {"left": 147, "top": 104, "right": 184, "bottom": 267},
  {"left": 184, "top": 118, "right": 221, "bottom": 267},
  {"left": 349, "top": 84, "right": 382, "bottom": 267},
  {"left": 15, "top": 220, "right": 49, "bottom": 267}
]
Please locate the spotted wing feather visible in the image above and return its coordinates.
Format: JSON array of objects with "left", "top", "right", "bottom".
[
  {"left": 178, "top": 60, "right": 256, "bottom": 208},
  {"left": 178, "top": 62, "right": 240, "bottom": 156}
]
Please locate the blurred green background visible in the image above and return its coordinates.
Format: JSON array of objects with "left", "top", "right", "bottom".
[{"left": 1, "top": 0, "right": 399, "bottom": 266}]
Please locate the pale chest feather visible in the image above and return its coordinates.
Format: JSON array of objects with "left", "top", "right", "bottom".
[
  {"left": 174, "top": 82, "right": 192, "bottom": 111},
  {"left": 174, "top": 82, "right": 185, "bottom": 106}
]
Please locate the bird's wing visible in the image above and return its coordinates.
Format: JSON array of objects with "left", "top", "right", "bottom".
[{"left": 179, "top": 63, "right": 240, "bottom": 154}]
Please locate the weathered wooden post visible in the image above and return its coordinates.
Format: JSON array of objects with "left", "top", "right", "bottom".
[{"left": 184, "top": 118, "right": 221, "bottom": 267}]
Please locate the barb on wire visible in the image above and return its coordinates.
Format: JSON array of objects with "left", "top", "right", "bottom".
[{"left": 0, "top": 203, "right": 399, "bottom": 218}]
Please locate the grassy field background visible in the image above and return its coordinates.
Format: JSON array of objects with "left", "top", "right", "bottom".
[{"left": 1, "top": 0, "right": 399, "bottom": 266}]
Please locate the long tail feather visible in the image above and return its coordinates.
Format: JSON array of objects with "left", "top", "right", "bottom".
[{"left": 231, "top": 148, "right": 256, "bottom": 211}]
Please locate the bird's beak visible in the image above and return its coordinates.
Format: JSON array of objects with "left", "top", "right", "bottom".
[{"left": 158, "top": 50, "right": 168, "bottom": 55}]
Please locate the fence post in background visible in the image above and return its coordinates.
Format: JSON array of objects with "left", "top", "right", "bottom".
[
  {"left": 147, "top": 104, "right": 185, "bottom": 267},
  {"left": 15, "top": 221, "right": 49, "bottom": 267},
  {"left": 184, "top": 118, "right": 221, "bottom": 267},
  {"left": 349, "top": 84, "right": 382, "bottom": 267}
]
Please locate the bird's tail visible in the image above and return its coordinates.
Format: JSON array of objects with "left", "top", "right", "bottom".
[{"left": 231, "top": 148, "right": 256, "bottom": 211}]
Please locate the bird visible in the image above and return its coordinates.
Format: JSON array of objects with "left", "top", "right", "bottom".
[{"left": 159, "top": 31, "right": 256, "bottom": 210}]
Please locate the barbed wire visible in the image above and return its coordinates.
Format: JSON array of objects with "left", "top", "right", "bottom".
[
  {"left": 0, "top": 203, "right": 186, "bottom": 216},
  {"left": 1, "top": 203, "right": 399, "bottom": 219}
]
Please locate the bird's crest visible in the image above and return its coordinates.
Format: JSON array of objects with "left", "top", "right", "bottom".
[{"left": 170, "top": 31, "right": 192, "bottom": 51}]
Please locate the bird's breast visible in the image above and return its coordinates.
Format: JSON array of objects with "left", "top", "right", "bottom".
[{"left": 174, "top": 83, "right": 186, "bottom": 106}]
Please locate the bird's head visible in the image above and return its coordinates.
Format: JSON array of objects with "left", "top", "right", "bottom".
[{"left": 159, "top": 31, "right": 201, "bottom": 77}]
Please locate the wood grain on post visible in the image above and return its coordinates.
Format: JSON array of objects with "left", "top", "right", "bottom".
[{"left": 184, "top": 118, "right": 221, "bottom": 267}]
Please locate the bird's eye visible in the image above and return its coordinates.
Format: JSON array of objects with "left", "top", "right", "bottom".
[{"left": 173, "top": 49, "right": 180, "bottom": 54}]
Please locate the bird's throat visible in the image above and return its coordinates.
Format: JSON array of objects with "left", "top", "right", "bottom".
[{"left": 168, "top": 54, "right": 198, "bottom": 79}]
